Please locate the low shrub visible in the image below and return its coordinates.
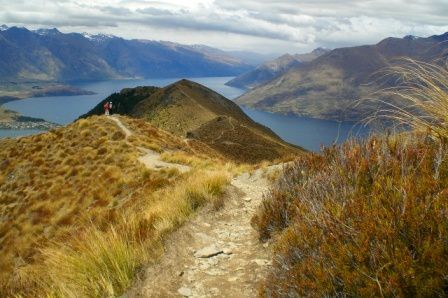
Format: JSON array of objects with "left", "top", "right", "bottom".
[{"left": 253, "top": 135, "right": 448, "bottom": 297}]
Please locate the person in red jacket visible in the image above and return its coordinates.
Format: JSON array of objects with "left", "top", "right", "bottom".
[{"left": 103, "top": 101, "right": 110, "bottom": 116}]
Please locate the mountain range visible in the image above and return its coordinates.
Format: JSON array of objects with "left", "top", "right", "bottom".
[
  {"left": 236, "top": 32, "right": 448, "bottom": 121},
  {"left": 82, "top": 80, "right": 303, "bottom": 163},
  {"left": 0, "top": 25, "right": 254, "bottom": 82},
  {"left": 226, "top": 48, "right": 329, "bottom": 90}
]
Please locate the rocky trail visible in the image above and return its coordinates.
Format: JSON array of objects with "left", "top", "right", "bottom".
[
  {"left": 110, "top": 116, "right": 190, "bottom": 173},
  {"left": 111, "top": 115, "right": 279, "bottom": 297},
  {"left": 126, "top": 169, "right": 275, "bottom": 298}
]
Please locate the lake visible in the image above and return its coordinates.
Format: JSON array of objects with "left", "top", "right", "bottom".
[{"left": 2, "top": 76, "right": 369, "bottom": 151}]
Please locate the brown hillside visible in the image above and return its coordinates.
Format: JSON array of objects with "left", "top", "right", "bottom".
[
  {"left": 0, "top": 115, "right": 233, "bottom": 296},
  {"left": 84, "top": 80, "right": 305, "bottom": 163},
  {"left": 225, "top": 48, "right": 329, "bottom": 90},
  {"left": 236, "top": 32, "right": 448, "bottom": 121}
]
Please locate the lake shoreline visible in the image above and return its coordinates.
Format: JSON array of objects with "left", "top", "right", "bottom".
[
  {"left": 1, "top": 77, "right": 370, "bottom": 151},
  {"left": 0, "top": 120, "right": 58, "bottom": 130},
  {"left": 0, "top": 81, "right": 96, "bottom": 105}
]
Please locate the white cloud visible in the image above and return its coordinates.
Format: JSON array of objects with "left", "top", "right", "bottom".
[{"left": 0, "top": 0, "right": 446, "bottom": 54}]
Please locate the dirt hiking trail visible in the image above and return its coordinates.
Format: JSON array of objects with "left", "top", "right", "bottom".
[
  {"left": 125, "top": 167, "right": 280, "bottom": 298},
  {"left": 109, "top": 116, "right": 190, "bottom": 173},
  {"left": 111, "top": 115, "right": 280, "bottom": 297}
]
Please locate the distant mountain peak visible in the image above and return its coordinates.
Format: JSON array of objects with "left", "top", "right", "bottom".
[
  {"left": 34, "top": 28, "right": 61, "bottom": 36},
  {"left": 0, "top": 24, "right": 8, "bottom": 31},
  {"left": 236, "top": 31, "right": 448, "bottom": 122},
  {"left": 430, "top": 32, "right": 448, "bottom": 42},
  {"left": 0, "top": 24, "right": 253, "bottom": 81},
  {"left": 82, "top": 32, "right": 116, "bottom": 41},
  {"left": 403, "top": 35, "right": 420, "bottom": 40},
  {"left": 312, "top": 47, "right": 331, "bottom": 54},
  {"left": 226, "top": 48, "right": 328, "bottom": 90}
]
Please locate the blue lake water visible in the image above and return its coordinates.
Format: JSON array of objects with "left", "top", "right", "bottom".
[
  {"left": 2, "top": 76, "right": 370, "bottom": 151},
  {"left": 0, "top": 129, "right": 45, "bottom": 138}
]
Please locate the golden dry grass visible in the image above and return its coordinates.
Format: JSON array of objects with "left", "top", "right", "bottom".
[
  {"left": 0, "top": 115, "right": 232, "bottom": 297},
  {"left": 365, "top": 59, "right": 448, "bottom": 138}
]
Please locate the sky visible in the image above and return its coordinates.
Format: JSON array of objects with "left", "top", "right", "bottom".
[{"left": 0, "top": 0, "right": 447, "bottom": 54}]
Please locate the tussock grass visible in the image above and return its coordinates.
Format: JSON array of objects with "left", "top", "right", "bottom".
[
  {"left": 161, "top": 151, "right": 214, "bottom": 168},
  {"left": 365, "top": 59, "right": 448, "bottom": 138},
  {"left": 39, "top": 223, "right": 148, "bottom": 298},
  {"left": 0, "top": 115, "right": 232, "bottom": 297}
]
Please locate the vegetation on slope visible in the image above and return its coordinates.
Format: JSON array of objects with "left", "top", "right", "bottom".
[
  {"left": 253, "top": 61, "right": 448, "bottom": 296},
  {"left": 254, "top": 135, "right": 448, "bottom": 296},
  {"left": 82, "top": 80, "right": 305, "bottom": 163},
  {"left": 237, "top": 32, "right": 448, "bottom": 121},
  {"left": 0, "top": 115, "right": 234, "bottom": 297}
]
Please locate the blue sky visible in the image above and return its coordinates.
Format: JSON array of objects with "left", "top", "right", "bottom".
[{"left": 1, "top": 0, "right": 447, "bottom": 54}]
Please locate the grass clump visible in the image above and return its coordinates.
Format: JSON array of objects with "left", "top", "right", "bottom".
[
  {"left": 40, "top": 223, "right": 147, "bottom": 298},
  {"left": 366, "top": 59, "right": 448, "bottom": 138}
]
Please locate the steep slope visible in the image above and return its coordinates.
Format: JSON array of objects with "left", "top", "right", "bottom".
[
  {"left": 0, "top": 26, "right": 252, "bottom": 82},
  {"left": 0, "top": 115, "right": 232, "bottom": 296},
  {"left": 253, "top": 133, "right": 448, "bottom": 297},
  {"left": 226, "top": 48, "right": 329, "bottom": 89},
  {"left": 82, "top": 80, "right": 304, "bottom": 163},
  {"left": 236, "top": 33, "right": 448, "bottom": 121}
]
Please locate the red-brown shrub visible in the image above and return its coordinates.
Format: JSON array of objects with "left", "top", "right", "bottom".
[{"left": 253, "top": 134, "right": 448, "bottom": 297}]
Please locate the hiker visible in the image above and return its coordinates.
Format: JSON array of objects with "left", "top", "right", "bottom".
[
  {"left": 109, "top": 102, "right": 113, "bottom": 114},
  {"left": 103, "top": 101, "right": 110, "bottom": 116}
]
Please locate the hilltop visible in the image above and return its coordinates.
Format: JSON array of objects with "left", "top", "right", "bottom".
[
  {"left": 236, "top": 32, "right": 448, "bottom": 121},
  {"left": 225, "top": 48, "right": 329, "bottom": 90},
  {"left": 0, "top": 115, "right": 239, "bottom": 296},
  {"left": 82, "top": 80, "right": 304, "bottom": 163}
]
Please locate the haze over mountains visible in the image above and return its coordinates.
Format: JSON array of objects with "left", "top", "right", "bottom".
[
  {"left": 0, "top": 25, "right": 254, "bottom": 82},
  {"left": 236, "top": 32, "right": 448, "bottom": 121},
  {"left": 226, "top": 48, "right": 329, "bottom": 90}
]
